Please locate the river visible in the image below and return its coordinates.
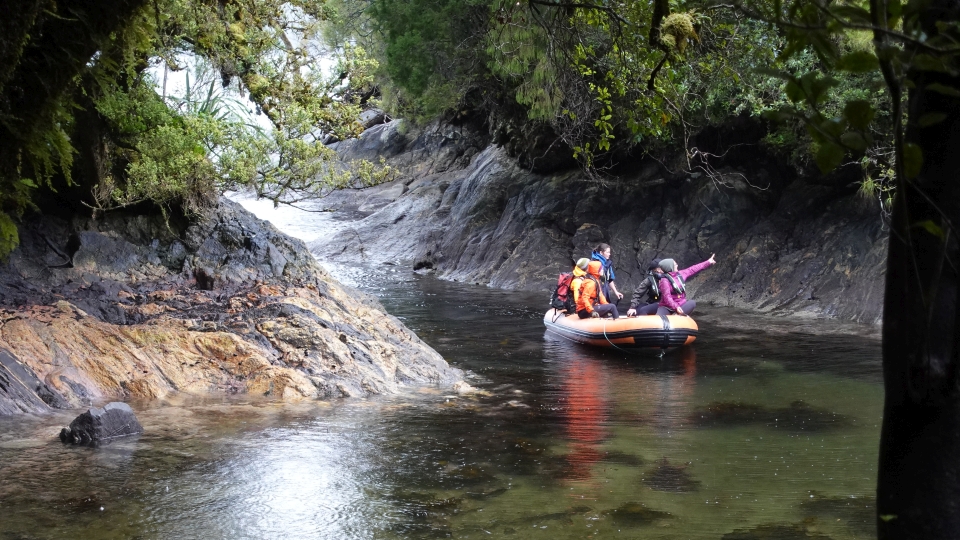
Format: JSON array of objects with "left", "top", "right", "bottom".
[{"left": 0, "top": 199, "right": 882, "bottom": 539}]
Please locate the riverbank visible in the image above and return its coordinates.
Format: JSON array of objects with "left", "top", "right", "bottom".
[
  {"left": 0, "top": 199, "right": 461, "bottom": 415},
  {"left": 311, "top": 119, "right": 887, "bottom": 325}
]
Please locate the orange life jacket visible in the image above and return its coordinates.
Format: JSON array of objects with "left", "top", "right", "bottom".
[{"left": 576, "top": 262, "right": 608, "bottom": 313}]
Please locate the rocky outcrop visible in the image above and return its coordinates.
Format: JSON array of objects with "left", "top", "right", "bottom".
[
  {"left": 314, "top": 121, "right": 887, "bottom": 324},
  {"left": 0, "top": 199, "right": 461, "bottom": 415},
  {"left": 59, "top": 402, "right": 143, "bottom": 444}
]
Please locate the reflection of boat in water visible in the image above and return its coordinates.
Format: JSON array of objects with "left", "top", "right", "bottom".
[{"left": 543, "top": 309, "right": 698, "bottom": 350}]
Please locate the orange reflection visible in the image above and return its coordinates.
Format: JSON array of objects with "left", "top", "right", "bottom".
[
  {"left": 559, "top": 354, "right": 609, "bottom": 484},
  {"left": 554, "top": 346, "right": 699, "bottom": 497}
]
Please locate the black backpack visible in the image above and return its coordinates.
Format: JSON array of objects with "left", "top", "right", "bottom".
[{"left": 550, "top": 272, "right": 576, "bottom": 312}]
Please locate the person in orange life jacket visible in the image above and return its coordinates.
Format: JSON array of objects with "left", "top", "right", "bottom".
[
  {"left": 590, "top": 243, "right": 623, "bottom": 304},
  {"left": 657, "top": 254, "right": 716, "bottom": 316},
  {"left": 570, "top": 258, "right": 590, "bottom": 309},
  {"left": 577, "top": 260, "right": 620, "bottom": 319},
  {"left": 626, "top": 258, "right": 665, "bottom": 317}
]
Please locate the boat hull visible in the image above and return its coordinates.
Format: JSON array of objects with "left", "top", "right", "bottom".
[{"left": 543, "top": 309, "right": 698, "bottom": 350}]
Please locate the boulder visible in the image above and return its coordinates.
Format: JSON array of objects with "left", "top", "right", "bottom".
[
  {"left": 59, "top": 402, "right": 143, "bottom": 444},
  {"left": 360, "top": 108, "right": 387, "bottom": 129}
]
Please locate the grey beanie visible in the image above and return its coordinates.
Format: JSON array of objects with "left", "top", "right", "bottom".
[
  {"left": 658, "top": 258, "right": 677, "bottom": 273},
  {"left": 576, "top": 257, "right": 590, "bottom": 270}
]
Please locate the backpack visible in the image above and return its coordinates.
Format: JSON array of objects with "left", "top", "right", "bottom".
[{"left": 550, "top": 272, "right": 576, "bottom": 312}]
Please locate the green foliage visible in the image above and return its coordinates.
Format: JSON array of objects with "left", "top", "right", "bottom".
[
  {"left": 94, "top": 77, "right": 222, "bottom": 214},
  {"left": 733, "top": 0, "right": 960, "bottom": 214},
  {"left": 0, "top": 0, "right": 395, "bottom": 258},
  {"left": 0, "top": 211, "right": 19, "bottom": 259},
  {"left": 368, "top": 0, "right": 490, "bottom": 120},
  {"left": 367, "top": 0, "right": 881, "bottom": 173},
  {"left": 359, "top": 0, "right": 911, "bottom": 194}
]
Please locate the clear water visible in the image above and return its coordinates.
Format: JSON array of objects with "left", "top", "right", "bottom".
[{"left": 0, "top": 200, "right": 883, "bottom": 539}]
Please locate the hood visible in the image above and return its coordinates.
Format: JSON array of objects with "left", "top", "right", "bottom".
[
  {"left": 573, "top": 266, "right": 587, "bottom": 277},
  {"left": 587, "top": 260, "right": 603, "bottom": 277},
  {"left": 659, "top": 258, "right": 677, "bottom": 273}
]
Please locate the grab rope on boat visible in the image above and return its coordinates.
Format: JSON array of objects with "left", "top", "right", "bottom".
[
  {"left": 601, "top": 317, "right": 669, "bottom": 357},
  {"left": 601, "top": 318, "right": 658, "bottom": 356}
]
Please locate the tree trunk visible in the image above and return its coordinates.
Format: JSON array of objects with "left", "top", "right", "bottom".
[{"left": 877, "top": 3, "right": 960, "bottom": 537}]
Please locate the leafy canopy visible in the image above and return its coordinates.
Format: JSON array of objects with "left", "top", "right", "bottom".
[{"left": 0, "top": 0, "right": 394, "bottom": 259}]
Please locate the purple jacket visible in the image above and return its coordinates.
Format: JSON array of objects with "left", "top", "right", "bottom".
[{"left": 658, "top": 259, "right": 714, "bottom": 311}]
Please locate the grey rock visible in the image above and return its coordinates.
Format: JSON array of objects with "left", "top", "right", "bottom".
[
  {"left": 0, "top": 349, "right": 66, "bottom": 415},
  {"left": 59, "top": 402, "right": 144, "bottom": 444},
  {"left": 360, "top": 108, "right": 387, "bottom": 129},
  {"left": 315, "top": 121, "right": 887, "bottom": 324},
  {"left": 0, "top": 195, "right": 461, "bottom": 415}
]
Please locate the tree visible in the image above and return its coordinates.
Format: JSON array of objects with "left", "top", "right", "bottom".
[
  {"left": 873, "top": 1, "right": 960, "bottom": 537},
  {"left": 0, "top": 0, "right": 394, "bottom": 260},
  {"left": 720, "top": 0, "right": 960, "bottom": 535},
  {"left": 0, "top": 0, "right": 149, "bottom": 256}
]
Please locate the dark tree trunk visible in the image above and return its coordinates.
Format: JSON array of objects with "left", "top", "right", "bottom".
[{"left": 877, "top": 2, "right": 960, "bottom": 538}]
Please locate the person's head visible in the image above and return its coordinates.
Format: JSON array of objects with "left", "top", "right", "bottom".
[
  {"left": 648, "top": 258, "right": 663, "bottom": 273},
  {"left": 576, "top": 258, "right": 590, "bottom": 271},
  {"left": 659, "top": 258, "right": 677, "bottom": 273},
  {"left": 595, "top": 243, "right": 611, "bottom": 258},
  {"left": 587, "top": 260, "right": 603, "bottom": 277}
]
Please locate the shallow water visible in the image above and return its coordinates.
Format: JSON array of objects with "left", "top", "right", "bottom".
[{"left": 0, "top": 200, "right": 883, "bottom": 539}]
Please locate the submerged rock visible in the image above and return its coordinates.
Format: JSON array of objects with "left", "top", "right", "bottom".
[
  {"left": 603, "top": 501, "right": 672, "bottom": 525},
  {"left": 642, "top": 457, "right": 702, "bottom": 493},
  {"left": 59, "top": 402, "right": 143, "bottom": 444}
]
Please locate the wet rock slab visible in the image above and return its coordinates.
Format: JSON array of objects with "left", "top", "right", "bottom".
[
  {"left": 59, "top": 402, "right": 143, "bottom": 444},
  {"left": 315, "top": 120, "right": 887, "bottom": 325},
  {"left": 0, "top": 198, "right": 462, "bottom": 415}
]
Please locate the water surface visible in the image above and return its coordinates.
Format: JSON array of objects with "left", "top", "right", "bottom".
[{"left": 0, "top": 201, "right": 882, "bottom": 539}]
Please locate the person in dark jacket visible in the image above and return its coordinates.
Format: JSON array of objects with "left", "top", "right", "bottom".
[
  {"left": 626, "top": 258, "right": 665, "bottom": 316},
  {"left": 591, "top": 243, "right": 623, "bottom": 305}
]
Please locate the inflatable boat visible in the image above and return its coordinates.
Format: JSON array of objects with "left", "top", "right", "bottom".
[{"left": 543, "top": 309, "right": 698, "bottom": 350}]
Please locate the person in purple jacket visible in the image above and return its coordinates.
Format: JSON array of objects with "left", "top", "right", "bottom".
[{"left": 656, "top": 254, "right": 716, "bottom": 316}]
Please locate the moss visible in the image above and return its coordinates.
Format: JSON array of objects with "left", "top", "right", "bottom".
[{"left": 0, "top": 211, "right": 19, "bottom": 260}]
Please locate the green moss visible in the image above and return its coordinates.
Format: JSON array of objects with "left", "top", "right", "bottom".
[{"left": 0, "top": 211, "right": 19, "bottom": 260}]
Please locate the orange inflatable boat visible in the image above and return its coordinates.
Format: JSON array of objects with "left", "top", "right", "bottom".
[{"left": 543, "top": 309, "right": 698, "bottom": 350}]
